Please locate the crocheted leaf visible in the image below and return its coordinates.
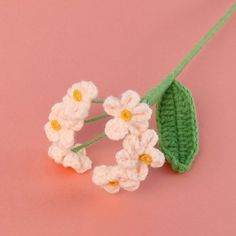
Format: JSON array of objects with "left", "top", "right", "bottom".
[{"left": 156, "top": 80, "right": 199, "bottom": 173}]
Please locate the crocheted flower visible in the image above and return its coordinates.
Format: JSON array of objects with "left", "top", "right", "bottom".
[
  {"left": 62, "top": 147, "right": 92, "bottom": 173},
  {"left": 44, "top": 103, "right": 75, "bottom": 149},
  {"left": 103, "top": 90, "right": 152, "bottom": 140},
  {"left": 48, "top": 143, "right": 92, "bottom": 173},
  {"left": 116, "top": 129, "right": 165, "bottom": 170},
  {"left": 92, "top": 165, "right": 140, "bottom": 194},
  {"left": 63, "top": 81, "right": 98, "bottom": 120}
]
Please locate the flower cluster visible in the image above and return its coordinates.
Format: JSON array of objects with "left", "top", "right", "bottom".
[
  {"left": 92, "top": 90, "right": 165, "bottom": 193},
  {"left": 44, "top": 81, "right": 98, "bottom": 173}
]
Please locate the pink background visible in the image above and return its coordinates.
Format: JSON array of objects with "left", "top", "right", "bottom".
[{"left": 1, "top": 1, "right": 236, "bottom": 235}]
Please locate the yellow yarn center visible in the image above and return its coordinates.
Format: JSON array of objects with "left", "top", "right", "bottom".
[
  {"left": 139, "top": 154, "right": 152, "bottom": 165},
  {"left": 109, "top": 181, "right": 119, "bottom": 187},
  {"left": 50, "top": 120, "right": 61, "bottom": 131},
  {"left": 73, "top": 89, "right": 82, "bottom": 102},
  {"left": 120, "top": 109, "right": 133, "bottom": 121}
]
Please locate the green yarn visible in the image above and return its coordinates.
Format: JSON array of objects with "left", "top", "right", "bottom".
[
  {"left": 85, "top": 113, "right": 109, "bottom": 124},
  {"left": 142, "top": 73, "right": 175, "bottom": 106},
  {"left": 142, "top": 4, "right": 236, "bottom": 173},
  {"left": 143, "top": 4, "right": 236, "bottom": 107},
  {"left": 72, "top": 132, "right": 106, "bottom": 153},
  {"left": 157, "top": 80, "right": 198, "bottom": 173}
]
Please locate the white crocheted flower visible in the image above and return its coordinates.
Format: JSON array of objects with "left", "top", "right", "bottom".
[
  {"left": 92, "top": 165, "right": 140, "bottom": 194},
  {"left": 44, "top": 103, "right": 75, "bottom": 149},
  {"left": 103, "top": 90, "right": 152, "bottom": 140},
  {"left": 62, "top": 147, "right": 92, "bottom": 173},
  {"left": 48, "top": 143, "right": 92, "bottom": 173},
  {"left": 63, "top": 81, "right": 98, "bottom": 120},
  {"left": 116, "top": 129, "right": 165, "bottom": 170}
]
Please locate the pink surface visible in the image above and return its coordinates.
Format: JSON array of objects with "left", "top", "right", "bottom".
[{"left": 1, "top": 1, "right": 236, "bottom": 235}]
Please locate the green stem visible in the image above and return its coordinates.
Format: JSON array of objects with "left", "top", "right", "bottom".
[
  {"left": 72, "top": 132, "right": 106, "bottom": 153},
  {"left": 84, "top": 113, "right": 109, "bottom": 124},
  {"left": 143, "top": 4, "right": 236, "bottom": 106},
  {"left": 92, "top": 98, "right": 104, "bottom": 103},
  {"left": 72, "top": 5, "right": 236, "bottom": 153}
]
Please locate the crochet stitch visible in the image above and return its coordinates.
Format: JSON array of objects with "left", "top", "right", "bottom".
[{"left": 157, "top": 80, "right": 198, "bottom": 173}]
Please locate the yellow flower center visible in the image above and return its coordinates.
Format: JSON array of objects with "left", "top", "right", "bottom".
[
  {"left": 73, "top": 89, "right": 82, "bottom": 102},
  {"left": 50, "top": 120, "right": 61, "bottom": 131},
  {"left": 139, "top": 154, "right": 153, "bottom": 165},
  {"left": 109, "top": 181, "right": 119, "bottom": 187},
  {"left": 120, "top": 109, "right": 133, "bottom": 121}
]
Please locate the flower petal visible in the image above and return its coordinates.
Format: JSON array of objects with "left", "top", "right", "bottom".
[
  {"left": 103, "top": 96, "right": 122, "bottom": 117},
  {"left": 62, "top": 99, "right": 90, "bottom": 120},
  {"left": 44, "top": 122, "right": 60, "bottom": 142},
  {"left": 48, "top": 144, "right": 67, "bottom": 164},
  {"left": 137, "top": 163, "right": 149, "bottom": 181},
  {"left": 79, "top": 155, "right": 92, "bottom": 173},
  {"left": 132, "top": 103, "right": 152, "bottom": 122},
  {"left": 103, "top": 184, "right": 120, "bottom": 194},
  {"left": 120, "top": 179, "right": 140, "bottom": 192},
  {"left": 119, "top": 168, "right": 141, "bottom": 191},
  {"left": 63, "top": 151, "right": 92, "bottom": 173},
  {"left": 141, "top": 129, "right": 159, "bottom": 150},
  {"left": 79, "top": 81, "right": 98, "bottom": 101},
  {"left": 50, "top": 102, "right": 65, "bottom": 116},
  {"left": 92, "top": 165, "right": 111, "bottom": 186},
  {"left": 122, "top": 134, "right": 142, "bottom": 155},
  {"left": 105, "top": 118, "right": 128, "bottom": 140},
  {"left": 121, "top": 90, "right": 141, "bottom": 109},
  {"left": 63, "top": 152, "right": 80, "bottom": 169},
  {"left": 116, "top": 149, "right": 138, "bottom": 168},
  {"left": 71, "top": 120, "right": 84, "bottom": 131},
  {"left": 146, "top": 148, "right": 165, "bottom": 168},
  {"left": 128, "top": 120, "right": 149, "bottom": 136},
  {"left": 58, "top": 129, "right": 74, "bottom": 149},
  {"left": 60, "top": 118, "right": 84, "bottom": 131}
]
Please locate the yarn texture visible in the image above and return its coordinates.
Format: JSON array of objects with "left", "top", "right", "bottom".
[
  {"left": 142, "top": 4, "right": 236, "bottom": 173},
  {"left": 103, "top": 90, "right": 152, "bottom": 140},
  {"left": 157, "top": 80, "right": 198, "bottom": 173}
]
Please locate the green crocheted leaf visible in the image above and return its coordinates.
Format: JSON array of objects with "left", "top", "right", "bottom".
[{"left": 156, "top": 80, "right": 199, "bottom": 173}]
